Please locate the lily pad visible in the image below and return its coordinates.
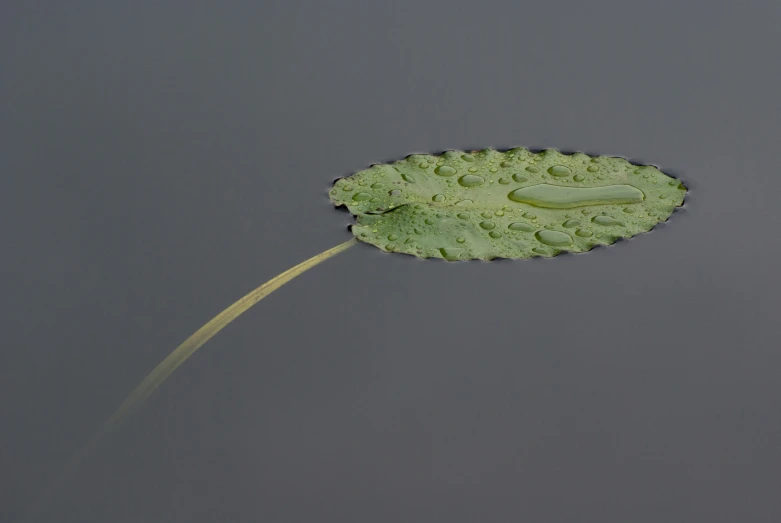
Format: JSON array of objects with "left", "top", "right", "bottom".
[{"left": 329, "top": 148, "right": 687, "bottom": 261}]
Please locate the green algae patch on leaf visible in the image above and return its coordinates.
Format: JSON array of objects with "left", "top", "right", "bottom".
[{"left": 329, "top": 148, "right": 687, "bottom": 261}]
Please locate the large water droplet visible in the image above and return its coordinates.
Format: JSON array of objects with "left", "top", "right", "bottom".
[
  {"left": 547, "top": 165, "right": 572, "bottom": 177},
  {"left": 592, "top": 215, "right": 626, "bottom": 226},
  {"left": 562, "top": 219, "right": 581, "bottom": 228},
  {"left": 401, "top": 173, "right": 416, "bottom": 183},
  {"left": 458, "top": 174, "right": 485, "bottom": 187},
  {"left": 508, "top": 222, "right": 535, "bottom": 232},
  {"left": 512, "top": 173, "right": 528, "bottom": 183},
  {"left": 479, "top": 221, "right": 496, "bottom": 230},
  {"left": 575, "top": 229, "right": 593, "bottom": 237},
  {"left": 352, "top": 192, "right": 372, "bottom": 201},
  {"left": 456, "top": 237, "right": 466, "bottom": 243},
  {"left": 461, "top": 154, "right": 475, "bottom": 162},
  {"left": 425, "top": 218, "right": 435, "bottom": 225},
  {"left": 435, "top": 165, "right": 457, "bottom": 176},
  {"left": 587, "top": 165, "right": 599, "bottom": 172},
  {"left": 439, "top": 248, "right": 464, "bottom": 261},
  {"left": 500, "top": 161, "right": 513, "bottom": 168},
  {"left": 489, "top": 231, "right": 502, "bottom": 239},
  {"left": 499, "top": 178, "right": 511, "bottom": 184},
  {"left": 432, "top": 194, "right": 445, "bottom": 202},
  {"left": 388, "top": 189, "right": 401, "bottom": 196},
  {"left": 508, "top": 184, "right": 645, "bottom": 209},
  {"left": 535, "top": 230, "right": 573, "bottom": 247},
  {"left": 523, "top": 212, "right": 537, "bottom": 219},
  {"left": 456, "top": 199, "right": 473, "bottom": 206},
  {"left": 526, "top": 166, "right": 539, "bottom": 173},
  {"left": 573, "top": 174, "right": 585, "bottom": 182},
  {"left": 387, "top": 234, "right": 398, "bottom": 241},
  {"left": 457, "top": 213, "right": 470, "bottom": 220}
]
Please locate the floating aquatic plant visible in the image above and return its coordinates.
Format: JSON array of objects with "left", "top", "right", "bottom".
[
  {"left": 27, "top": 147, "right": 686, "bottom": 521},
  {"left": 108, "top": 148, "right": 686, "bottom": 430}
]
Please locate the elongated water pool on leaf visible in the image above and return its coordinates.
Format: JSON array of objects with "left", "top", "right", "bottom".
[{"left": 330, "top": 148, "right": 686, "bottom": 260}]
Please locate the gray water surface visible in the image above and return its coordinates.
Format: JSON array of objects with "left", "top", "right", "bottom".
[{"left": 2, "top": 1, "right": 781, "bottom": 522}]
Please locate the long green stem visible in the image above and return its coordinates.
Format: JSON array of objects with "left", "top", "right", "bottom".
[
  {"left": 104, "top": 237, "right": 356, "bottom": 431},
  {"left": 21, "top": 237, "right": 356, "bottom": 523}
]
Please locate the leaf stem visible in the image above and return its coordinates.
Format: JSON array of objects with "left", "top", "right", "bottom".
[
  {"left": 21, "top": 237, "right": 356, "bottom": 523},
  {"left": 105, "top": 237, "right": 356, "bottom": 431}
]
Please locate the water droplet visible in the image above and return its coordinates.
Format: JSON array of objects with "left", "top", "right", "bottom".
[
  {"left": 562, "top": 219, "right": 581, "bottom": 228},
  {"left": 458, "top": 174, "right": 485, "bottom": 187},
  {"left": 535, "top": 230, "right": 573, "bottom": 247},
  {"left": 352, "top": 192, "right": 372, "bottom": 201},
  {"left": 494, "top": 210, "right": 505, "bottom": 216},
  {"left": 547, "top": 165, "right": 572, "bottom": 177},
  {"left": 481, "top": 211, "right": 492, "bottom": 218},
  {"left": 432, "top": 194, "right": 445, "bottom": 202},
  {"left": 456, "top": 237, "right": 466, "bottom": 243},
  {"left": 414, "top": 228, "right": 423, "bottom": 234},
  {"left": 371, "top": 182, "right": 383, "bottom": 189},
  {"left": 468, "top": 166, "right": 478, "bottom": 173},
  {"left": 587, "top": 165, "right": 599, "bottom": 172},
  {"left": 461, "top": 154, "right": 475, "bottom": 162},
  {"left": 387, "top": 234, "right": 398, "bottom": 241},
  {"left": 573, "top": 174, "right": 585, "bottom": 182},
  {"left": 512, "top": 173, "right": 528, "bottom": 183},
  {"left": 457, "top": 213, "right": 470, "bottom": 219},
  {"left": 508, "top": 184, "right": 645, "bottom": 208},
  {"left": 479, "top": 221, "right": 496, "bottom": 230},
  {"left": 434, "top": 165, "right": 456, "bottom": 176},
  {"left": 623, "top": 207, "right": 636, "bottom": 213},
  {"left": 525, "top": 166, "right": 539, "bottom": 173},
  {"left": 342, "top": 185, "right": 353, "bottom": 191},
  {"left": 658, "top": 194, "right": 667, "bottom": 199},
  {"left": 532, "top": 247, "right": 547, "bottom": 255},
  {"left": 455, "top": 199, "right": 473, "bottom": 206},
  {"left": 592, "top": 215, "right": 625, "bottom": 226},
  {"left": 385, "top": 244, "right": 395, "bottom": 250},
  {"left": 500, "top": 161, "right": 513, "bottom": 168},
  {"left": 418, "top": 162, "right": 428, "bottom": 169},
  {"left": 439, "top": 248, "right": 464, "bottom": 261},
  {"left": 401, "top": 173, "right": 416, "bottom": 183},
  {"left": 499, "top": 177, "right": 511, "bottom": 184},
  {"left": 489, "top": 231, "right": 502, "bottom": 239},
  {"left": 388, "top": 189, "right": 401, "bottom": 196},
  {"left": 523, "top": 212, "right": 537, "bottom": 219},
  {"left": 425, "top": 218, "right": 435, "bottom": 225},
  {"left": 508, "top": 222, "right": 535, "bottom": 232},
  {"left": 575, "top": 229, "right": 593, "bottom": 237},
  {"left": 489, "top": 167, "right": 498, "bottom": 173}
]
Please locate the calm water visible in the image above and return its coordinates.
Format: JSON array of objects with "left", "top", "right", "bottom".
[{"left": 2, "top": 1, "right": 781, "bottom": 522}]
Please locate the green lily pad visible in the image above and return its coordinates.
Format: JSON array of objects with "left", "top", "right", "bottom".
[{"left": 329, "top": 148, "right": 687, "bottom": 261}]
